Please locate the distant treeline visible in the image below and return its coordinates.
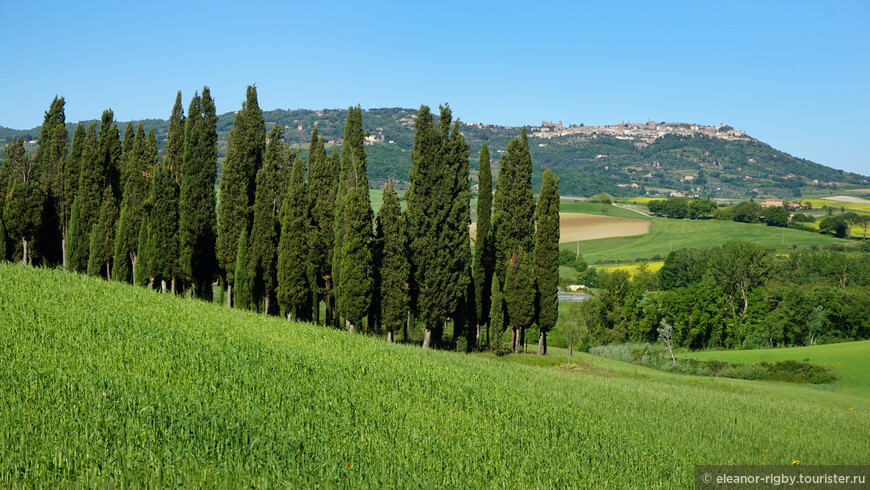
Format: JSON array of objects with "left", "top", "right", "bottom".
[{"left": 0, "top": 88, "right": 562, "bottom": 354}]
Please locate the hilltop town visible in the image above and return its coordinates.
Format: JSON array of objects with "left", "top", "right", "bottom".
[{"left": 525, "top": 119, "right": 749, "bottom": 146}]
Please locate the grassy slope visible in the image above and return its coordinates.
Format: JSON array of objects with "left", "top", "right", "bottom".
[
  {"left": 1, "top": 264, "right": 868, "bottom": 486},
  {"left": 564, "top": 217, "right": 850, "bottom": 264},
  {"left": 678, "top": 342, "right": 870, "bottom": 398}
]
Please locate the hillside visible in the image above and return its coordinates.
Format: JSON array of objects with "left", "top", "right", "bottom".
[
  {"left": 1, "top": 263, "right": 868, "bottom": 486},
  {"left": 2, "top": 108, "right": 867, "bottom": 198}
]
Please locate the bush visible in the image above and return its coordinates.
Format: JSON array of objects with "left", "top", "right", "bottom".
[
  {"left": 719, "top": 364, "right": 769, "bottom": 381},
  {"left": 791, "top": 213, "right": 815, "bottom": 223}
]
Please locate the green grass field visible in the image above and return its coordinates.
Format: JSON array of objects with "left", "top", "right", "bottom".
[
  {"left": 1, "top": 263, "right": 868, "bottom": 486},
  {"left": 678, "top": 342, "right": 870, "bottom": 398},
  {"left": 562, "top": 217, "right": 851, "bottom": 264}
]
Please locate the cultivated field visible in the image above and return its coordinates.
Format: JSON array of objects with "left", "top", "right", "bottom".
[
  {"left": 2, "top": 263, "right": 868, "bottom": 486},
  {"left": 471, "top": 211, "right": 650, "bottom": 243},
  {"left": 559, "top": 213, "right": 650, "bottom": 242},
  {"left": 563, "top": 216, "right": 852, "bottom": 264}
]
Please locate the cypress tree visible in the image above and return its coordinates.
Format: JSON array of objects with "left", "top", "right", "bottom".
[
  {"left": 151, "top": 92, "right": 185, "bottom": 292},
  {"left": 377, "top": 180, "right": 410, "bottom": 342},
  {"left": 33, "top": 97, "right": 66, "bottom": 267},
  {"left": 113, "top": 124, "right": 149, "bottom": 283},
  {"left": 492, "top": 129, "right": 536, "bottom": 352},
  {"left": 69, "top": 123, "right": 101, "bottom": 272},
  {"left": 218, "top": 85, "right": 264, "bottom": 306},
  {"left": 443, "top": 110, "right": 473, "bottom": 347},
  {"left": 333, "top": 107, "right": 373, "bottom": 330},
  {"left": 277, "top": 156, "right": 311, "bottom": 321},
  {"left": 179, "top": 88, "right": 218, "bottom": 299},
  {"left": 87, "top": 187, "right": 118, "bottom": 279},
  {"left": 405, "top": 106, "right": 445, "bottom": 347},
  {"left": 2, "top": 138, "right": 44, "bottom": 264},
  {"left": 64, "top": 123, "right": 86, "bottom": 235},
  {"left": 473, "top": 142, "right": 493, "bottom": 346},
  {"left": 534, "top": 169, "right": 560, "bottom": 355},
  {"left": 249, "top": 124, "right": 283, "bottom": 314},
  {"left": 405, "top": 105, "right": 472, "bottom": 348},
  {"left": 49, "top": 123, "right": 70, "bottom": 268},
  {"left": 335, "top": 107, "right": 373, "bottom": 331},
  {"left": 308, "top": 130, "right": 338, "bottom": 325},
  {"left": 233, "top": 228, "right": 252, "bottom": 310}
]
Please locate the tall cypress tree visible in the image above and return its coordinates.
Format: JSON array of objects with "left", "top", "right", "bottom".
[
  {"left": 87, "top": 187, "right": 118, "bottom": 279},
  {"left": 333, "top": 107, "right": 373, "bottom": 330},
  {"left": 473, "top": 142, "right": 493, "bottom": 346},
  {"left": 150, "top": 92, "right": 185, "bottom": 292},
  {"left": 492, "top": 129, "right": 536, "bottom": 352},
  {"left": 249, "top": 124, "right": 283, "bottom": 314},
  {"left": 64, "top": 123, "right": 86, "bottom": 251},
  {"left": 405, "top": 105, "right": 472, "bottom": 348},
  {"left": 443, "top": 110, "right": 473, "bottom": 347},
  {"left": 277, "top": 156, "right": 311, "bottom": 321},
  {"left": 33, "top": 96, "right": 66, "bottom": 267},
  {"left": 68, "top": 123, "right": 102, "bottom": 272},
  {"left": 377, "top": 180, "right": 409, "bottom": 342},
  {"left": 217, "top": 85, "right": 264, "bottom": 306},
  {"left": 179, "top": 88, "right": 218, "bottom": 299},
  {"left": 338, "top": 107, "right": 373, "bottom": 330},
  {"left": 113, "top": 124, "right": 149, "bottom": 283},
  {"left": 534, "top": 169, "right": 560, "bottom": 355},
  {"left": 2, "top": 138, "right": 44, "bottom": 264},
  {"left": 308, "top": 129, "right": 338, "bottom": 325}
]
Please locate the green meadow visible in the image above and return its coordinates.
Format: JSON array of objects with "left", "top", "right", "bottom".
[
  {"left": 1, "top": 263, "right": 868, "bottom": 486},
  {"left": 679, "top": 341, "right": 870, "bottom": 398}
]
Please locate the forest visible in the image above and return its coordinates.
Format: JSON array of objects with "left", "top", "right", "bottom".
[{"left": 0, "top": 88, "right": 561, "bottom": 353}]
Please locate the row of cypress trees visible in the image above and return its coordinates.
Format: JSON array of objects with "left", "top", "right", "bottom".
[{"left": 0, "top": 90, "right": 560, "bottom": 353}]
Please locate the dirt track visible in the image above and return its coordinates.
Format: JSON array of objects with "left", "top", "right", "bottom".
[{"left": 470, "top": 213, "right": 650, "bottom": 244}]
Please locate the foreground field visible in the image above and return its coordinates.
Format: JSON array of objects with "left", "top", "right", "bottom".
[
  {"left": 679, "top": 341, "right": 870, "bottom": 398},
  {"left": 1, "top": 264, "right": 868, "bottom": 486}
]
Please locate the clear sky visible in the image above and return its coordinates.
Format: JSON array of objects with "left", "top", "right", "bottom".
[{"left": 1, "top": 0, "right": 868, "bottom": 175}]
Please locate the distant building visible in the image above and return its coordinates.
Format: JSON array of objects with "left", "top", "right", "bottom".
[{"left": 759, "top": 198, "right": 784, "bottom": 208}]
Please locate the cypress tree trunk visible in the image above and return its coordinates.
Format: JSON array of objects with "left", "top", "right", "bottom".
[
  {"left": 22, "top": 238, "right": 29, "bottom": 265},
  {"left": 387, "top": 330, "right": 393, "bottom": 343},
  {"left": 171, "top": 277, "right": 176, "bottom": 294},
  {"left": 161, "top": 279, "right": 167, "bottom": 293},
  {"left": 346, "top": 319, "right": 354, "bottom": 333},
  {"left": 511, "top": 328, "right": 518, "bottom": 353},
  {"left": 264, "top": 295, "right": 271, "bottom": 316},
  {"left": 105, "top": 261, "right": 111, "bottom": 281},
  {"left": 62, "top": 235, "right": 67, "bottom": 271},
  {"left": 476, "top": 323, "right": 482, "bottom": 348},
  {"left": 226, "top": 284, "right": 233, "bottom": 307},
  {"left": 422, "top": 327, "right": 432, "bottom": 349},
  {"left": 131, "top": 253, "right": 137, "bottom": 286},
  {"left": 405, "top": 311, "right": 412, "bottom": 342},
  {"left": 538, "top": 330, "right": 547, "bottom": 355}
]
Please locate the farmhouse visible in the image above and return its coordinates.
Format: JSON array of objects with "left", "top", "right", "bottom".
[{"left": 759, "top": 198, "right": 784, "bottom": 208}]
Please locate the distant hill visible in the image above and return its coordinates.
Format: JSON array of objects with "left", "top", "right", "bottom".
[{"left": 2, "top": 108, "right": 867, "bottom": 199}]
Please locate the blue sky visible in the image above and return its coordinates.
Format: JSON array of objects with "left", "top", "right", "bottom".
[{"left": 1, "top": 1, "right": 868, "bottom": 175}]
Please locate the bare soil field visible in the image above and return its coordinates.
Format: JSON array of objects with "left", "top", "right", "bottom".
[{"left": 470, "top": 213, "right": 650, "bottom": 244}]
